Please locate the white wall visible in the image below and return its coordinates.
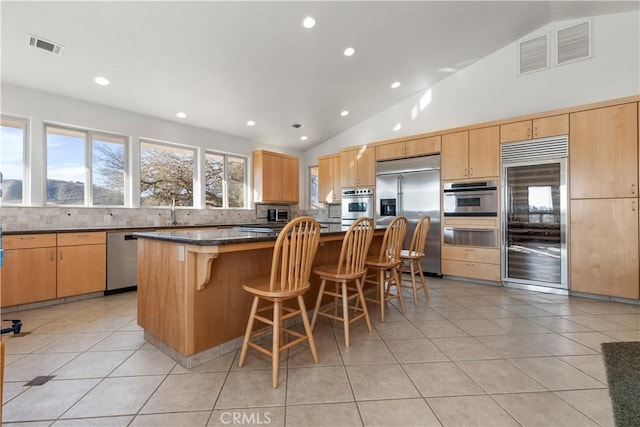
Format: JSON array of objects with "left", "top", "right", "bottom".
[
  {"left": 303, "top": 11, "right": 640, "bottom": 166},
  {"left": 0, "top": 83, "right": 303, "bottom": 206}
]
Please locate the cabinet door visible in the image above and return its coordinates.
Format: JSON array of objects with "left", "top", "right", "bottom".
[
  {"left": 57, "top": 244, "right": 107, "bottom": 297},
  {"left": 441, "top": 131, "right": 469, "bottom": 181},
  {"left": 356, "top": 146, "right": 376, "bottom": 187},
  {"left": 406, "top": 136, "right": 441, "bottom": 157},
  {"left": 533, "top": 114, "right": 569, "bottom": 138},
  {"left": 1, "top": 247, "right": 57, "bottom": 307},
  {"left": 570, "top": 103, "right": 638, "bottom": 199},
  {"left": 340, "top": 149, "right": 358, "bottom": 187},
  {"left": 469, "top": 126, "right": 499, "bottom": 179},
  {"left": 332, "top": 156, "right": 342, "bottom": 201},
  {"left": 262, "top": 153, "right": 283, "bottom": 202},
  {"left": 281, "top": 156, "right": 299, "bottom": 202},
  {"left": 500, "top": 120, "right": 532, "bottom": 143},
  {"left": 570, "top": 198, "right": 639, "bottom": 299},
  {"left": 375, "top": 142, "right": 405, "bottom": 160}
]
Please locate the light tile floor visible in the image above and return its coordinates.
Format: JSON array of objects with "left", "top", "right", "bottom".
[{"left": 2, "top": 277, "right": 639, "bottom": 426}]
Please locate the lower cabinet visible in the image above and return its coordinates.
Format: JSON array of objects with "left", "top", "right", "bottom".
[
  {"left": 1, "top": 234, "right": 57, "bottom": 307},
  {"left": 57, "top": 232, "right": 107, "bottom": 298},
  {"left": 570, "top": 198, "right": 639, "bottom": 299},
  {"left": 441, "top": 245, "right": 501, "bottom": 281}
]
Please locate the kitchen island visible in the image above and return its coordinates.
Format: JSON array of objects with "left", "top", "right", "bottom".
[{"left": 134, "top": 224, "right": 383, "bottom": 367}]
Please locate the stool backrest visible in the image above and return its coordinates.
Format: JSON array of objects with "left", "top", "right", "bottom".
[
  {"left": 408, "top": 215, "right": 431, "bottom": 254},
  {"left": 270, "top": 216, "right": 321, "bottom": 292},
  {"left": 336, "top": 217, "right": 375, "bottom": 275},
  {"left": 376, "top": 216, "right": 408, "bottom": 264}
]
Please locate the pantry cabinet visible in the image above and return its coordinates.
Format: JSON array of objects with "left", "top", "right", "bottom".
[
  {"left": 341, "top": 145, "right": 375, "bottom": 187},
  {"left": 1, "top": 234, "right": 57, "bottom": 307},
  {"left": 569, "top": 103, "right": 638, "bottom": 200},
  {"left": 375, "top": 136, "right": 441, "bottom": 161},
  {"left": 318, "top": 154, "right": 341, "bottom": 203},
  {"left": 56, "top": 232, "right": 107, "bottom": 298},
  {"left": 500, "top": 114, "right": 569, "bottom": 143},
  {"left": 253, "top": 150, "right": 299, "bottom": 203},
  {"left": 441, "top": 126, "right": 499, "bottom": 181},
  {"left": 570, "top": 198, "right": 639, "bottom": 299}
]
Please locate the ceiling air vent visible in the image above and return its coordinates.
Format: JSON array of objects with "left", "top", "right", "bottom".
[
  {"left": 518, "top": 34, "right": 548, "bottom": 75},
  {"left": 557, "top": 21, "right": 591, "bottom": 65},
  {"left": 291, "top": 123, "right": 302, "bottom": 128},
  {"left": 28, "top": 34, "right": 64, "bottom": 56}
]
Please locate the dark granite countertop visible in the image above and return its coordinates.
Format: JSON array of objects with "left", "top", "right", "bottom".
[{"left": 133, "top": 223, "right": 356, "bottom": 246}]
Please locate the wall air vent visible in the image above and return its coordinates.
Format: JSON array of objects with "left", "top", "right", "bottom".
[
  {"left": 28, "top": 34, "right": 64, "bottom": 56},
  {"left": 557, "top": 21, "right": 591, "bottom": 65},
  {"left": 518, "top": 34, "right": 548, "bottom": 75}
]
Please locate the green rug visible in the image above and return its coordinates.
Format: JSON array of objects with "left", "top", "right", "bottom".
[{"left": 601, "top": 341, "right": 640, "bottom": 427}]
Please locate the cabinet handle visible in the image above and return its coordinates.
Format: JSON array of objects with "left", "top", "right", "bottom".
[
  {"left": 76, "top": 234, "right": 89, "bottom": 238},
  {"left": 464, "top": 168, "right": 468, "bottom": 177},
  {"left": 633, "top": 201, "right": 637, "bottom": 212},
  {"left": 60, "top": 250, "right": 64, "bottom": 260},
  {"left": 534, "top": 126, "right": 538, "bottom": 137},
  {"left": 527, "top": 127, "right": 531, "bottom": 138},
  {"left": 464, "top": 248, "right": 475, "bottom": 252},
  {"left": 632, "top": 184, "right": 636, "bottom": 195},
  {"left": 20, "top": 236, "right": 36, "bottom": 240},
  {"left": 50, "top": 250, "right": 55, "bottom": 261},
  {"left": 469, "top": 168, "right": 474, "bottom": 177}
]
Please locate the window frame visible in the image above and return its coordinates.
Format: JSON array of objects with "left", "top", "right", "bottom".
[
  {"left": 204, "top": 149, "right": 249, "bottom": 209},
  {"left": 44, "top": 123, "right": 128, "bottom": 207},
  {"left": 0, "top": 115, "right": 29, "bottom": 205},
  {"left": 309, "top": 164, "right": 322, "bottom": 210},
  {"left": 139, "top": 138, "right": 197, "bottom": 208}
]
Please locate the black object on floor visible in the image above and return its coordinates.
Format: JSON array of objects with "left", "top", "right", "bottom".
[
  {"left": 1, "top": 319, "right": 22, "bottom": 334},
  {"left": 601, "top": 341, "right": 640, "bottom": 427},
  {"left": 25, "top": 375, "right": 56, "bottom": 386}
]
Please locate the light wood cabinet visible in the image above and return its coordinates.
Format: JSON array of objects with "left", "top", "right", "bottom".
[
  {"left": 318, "top": 154, "right": 341, "bottom": 203},
  {"left": 570, "top": 198, "right": 639, "bottom": 299},
  {"left": 1, "top": 234, "right": 57, "bottom": 307},
  {"left": 340, "top": 145, "right": 375, "bottom": 187},
  {"left": 500, "top": 114, "right": 569, "bottom": 143},
  {"left": 570, "top": 103, "right": 638, "bottom": 199},
  {"left": 56, "top": 232, "right": 106, "bottom": 298},
  {"left": 253, "top": 150, "right": 299, "bottom": 203},
  {"left": 442, "top": 127, "right": 499, "bottom": 180},
  {"left": 442, "top": 259, "right": 501, "bottom": 282},
  {"left": 375, "top": 136, "right": 441, "bottom": 161}
]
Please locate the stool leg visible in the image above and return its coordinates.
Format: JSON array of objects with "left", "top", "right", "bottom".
[
  {"left": 379, "top": 269, "right": 386, "bottom": 323},
  {"left": 393, "top": 266, "right": 407, "bottom": 314},
  {"left": 355, "top": 277, "right": 372, "bottom": 332},
  {"left": 298, "top": 295, "right": 318, "bottom": 364},
  {"left": 272, "top": 300, "right": 281, "bottom": 388},
  {"left": 418, "top": 262, "right": 429, "bottom": 299},
  {"left": 311, "top": 278, "right": 327, "bottom": 331},
  {"left": 239, "top": 296, "right": 259, "bottom": 367},
  {"left": 341, "top": 280, "right": 350, "bottom": 347},
  {"left": 410, "top": 260, "right": 419, "bottom": 306}
]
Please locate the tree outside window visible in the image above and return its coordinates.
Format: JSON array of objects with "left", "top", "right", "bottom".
[
  {"left": 140, "top": 140, "right": 195, "bottom": 207},
  {"left": 205, "top": 151, "right": 246, "bottom": 208}
]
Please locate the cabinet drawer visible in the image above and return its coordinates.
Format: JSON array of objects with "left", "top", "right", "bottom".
[
  {"left": 57, "top": 232, "right": 106, "bottom": 246},
  {"left": 442, "top": 259, "right": 501, "bottom": 281},
  {"left": 442, "top": 245, "right": 500, "bottom": 264},
  {"left": 3, "top": 234, "right": 57, "bottom": 250}
]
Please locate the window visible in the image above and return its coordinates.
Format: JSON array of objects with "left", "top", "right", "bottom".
[
  {"left": 140, "top": 140, "right": 195, "bottom": 207},
  {"left": 0, "top": 116, "right": 27, "bottom": 204},
  {"left": 309, "top": 165, "right": 322, "bottom": 209},
  {"left": 45, "top": 124, "right": 127, "bottom": 206},
  {"left": 205, "top": 151, "right": 247, "bottom": 208}
]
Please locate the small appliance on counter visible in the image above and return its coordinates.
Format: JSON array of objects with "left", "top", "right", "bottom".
[{"left": 267, "top": 207, "right": 290, "bottom": 222}]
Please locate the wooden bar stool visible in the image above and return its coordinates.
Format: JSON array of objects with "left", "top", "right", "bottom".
[
  {"left": 364, "top": 216, "right": 408, "bottom": 322},
  {"left": 238, "top": 216, "right": 321, "bottom": 388},
  {"left": 310, "top": 217, "right": 375, "bottom": 347},
  {"left": 400, "top": 215, "right": 431, "bottom": 305}
]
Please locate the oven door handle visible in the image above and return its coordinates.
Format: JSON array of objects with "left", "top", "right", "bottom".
[{"left": 443, "top": 187, "right": 497, "bottom": 194}]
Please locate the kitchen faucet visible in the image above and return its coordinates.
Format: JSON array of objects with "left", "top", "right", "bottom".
[{"left": 170, "top": 197, "right": 178, "bottom": 226}]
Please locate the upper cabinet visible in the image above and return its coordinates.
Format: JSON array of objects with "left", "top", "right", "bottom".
[
  {"left": 441, "top": 126, "right": 499, "bottom": 181},
  {"left": 341, "top": 146, "right": 375, "bottom": 188},
  {"left": 500, "top": 114, "right": 569, "bottom": 143},
  {"left": 375, "top": 136, "right": 441, "bottom": 161},
  {"left": 318, "top": 154, "right": 341, "bottom": 203},
  {"left": 253, "top": 150, "right": 299, "bottom": 203},
  {"left": 569, "top": 103, "right": 638, "bottom": 199}
]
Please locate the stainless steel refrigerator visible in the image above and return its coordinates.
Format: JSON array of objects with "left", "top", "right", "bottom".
[{"left": 376, "top": 155, "right": 441, "bottom": 275}]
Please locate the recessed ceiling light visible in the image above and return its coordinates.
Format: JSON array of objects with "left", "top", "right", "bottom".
[
  {"left": 393, "top": 123, "right": 402, "bottom": 131},
  {"left": 302, "top": 16, "right": 316, "bottom": 29},
  {"left": 340, "top": 110, "right": 349, "bottom": 117},
  {"left": 300, "top": 136, "right": 308, "bottom": 141},
  {"left": 176, "top": 112, "right": 187, "bottom": 118},
  {"left": 391, "top": 81, "right": 401, "bottom": 89},
  {"left": 344, "top": 47, "right": 355, "bottom": 57},
  {"left": 94, "top": 77, "right": 110, "bottom": 86},
  {"left": 437, "top": 67, "right": 458, "bottom": 73},
  {"left": 246, "top": 120, "right": 256, "bottom": 126}
]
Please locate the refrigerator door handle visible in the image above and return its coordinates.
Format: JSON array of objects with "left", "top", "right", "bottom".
[{"left": 397, "top": 176, "right": 403, "bottom": 215}]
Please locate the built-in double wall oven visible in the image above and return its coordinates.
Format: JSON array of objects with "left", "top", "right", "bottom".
[
  {"left": 443, "top": 180, "right": 499, "bottom": 249},
  {"left": 341, "top": 187, "right": 374, "bottom": 226}
]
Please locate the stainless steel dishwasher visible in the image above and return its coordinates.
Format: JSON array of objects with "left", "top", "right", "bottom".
[{"left": 106, "top": 230, "right": 145, "bottom": 294}]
